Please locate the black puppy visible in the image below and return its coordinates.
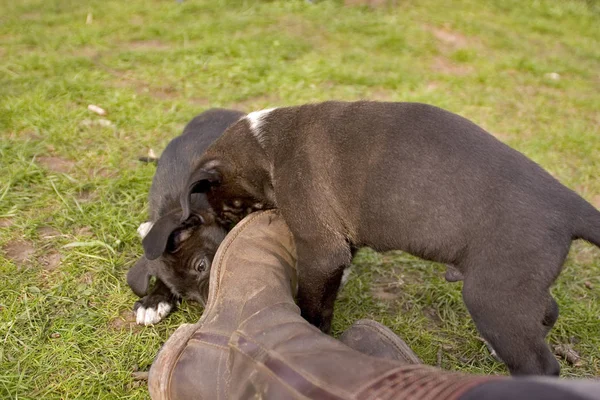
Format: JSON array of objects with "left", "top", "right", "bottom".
[
  {"left": 180, "top": 101, "right": 600, "bottom": 376},
  {"left": 127, "top": 108, "right": 244, "bottom": 325}
]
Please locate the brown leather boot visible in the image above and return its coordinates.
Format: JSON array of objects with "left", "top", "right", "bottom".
[
  {"left": 149, "top": 210, "right": 500, "bottom": 400},
  {"left": 148, "top": 210, "right": 298, "bottom": 399},
  {"left": 340, "top": 319, "right": 422, "bottom": 364}
]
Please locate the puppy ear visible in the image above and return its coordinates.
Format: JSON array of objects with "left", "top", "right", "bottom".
[
  {"left": 181, "top": 166, "right": 221, "bottom": 221},
  {"left": 142, "top": 214, "right": 181, "bottom": 260},
  {"left": 127, "top": 257, "right": 151, "bottom": 297}
]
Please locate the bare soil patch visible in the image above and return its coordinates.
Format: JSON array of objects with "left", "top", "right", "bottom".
[
  {"left": 37, "top": 156, "right": 75, "bottom": 173},
  {"left": 428, "top": 26, "right": 468, "bottom": 48},
  {"left": 77, "top": 189, "right": 97, "bottom": 203},
  {"left": 0, "top": 218, "right": 13, "bottom": 228},
  {"left": 39, "top": 251, "right": 62, "bottom": 271},
  {"left": 369, "top": 88, "right": 396, "bottom": 101},
  {"left": 109, "top": 310, "right": 141, "bottom": 332},
  {"left": 344, "top": 0, "right": 392, "bottom": 7},
  {"left": 38, "top": 226, "right": 62, "bottom": 239},
  {"left": 78, "top": 272, "right": 94, "bottom": 285},
  {"left": 571, "top": 241, "right": 600, "bottom": 265},
  {"left": 127, "top": 40, "right": 171, "bottom": 51},
  {"left": 228, "top": 93, "right": 280, "bottom": 112},
  {"left": 75, "top": 226, "right": 93, "bottom": 237},
  {"left": 3, "top": 240, "right": 35, "bottom": 267},
  {"left": 431, "top": 56, "right": 473, "bottom": 76}
]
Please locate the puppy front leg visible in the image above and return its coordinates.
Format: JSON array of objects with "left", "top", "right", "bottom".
[
  {"left": 134, "top": 279, "right": 179, "bottom": 326},
  {"left": 295, "top": 238, "right": 352, "bottom": 333}
]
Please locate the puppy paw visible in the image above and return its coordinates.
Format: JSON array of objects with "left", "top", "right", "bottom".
[
  {"left": 135, "top": 301, "right": 172, "bottom": 326},
  {"left": 133, "top": 293, "right": 178, "bottom": 326}
]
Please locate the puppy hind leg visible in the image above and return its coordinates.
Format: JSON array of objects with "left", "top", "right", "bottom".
[{"left": 462, "top": 273, "right": 560, "bottom": 376}]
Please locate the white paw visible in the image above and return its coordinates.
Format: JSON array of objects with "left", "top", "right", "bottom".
[
  {"left": 136, "top": 302, "right": 172, "bottom": 326},
  {"left": 137, "top": 221, "right": 154, "bottom": 239}
]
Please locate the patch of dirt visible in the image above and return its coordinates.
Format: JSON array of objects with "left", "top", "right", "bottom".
[
  {"left": 369, "top": 88, "right": 396, "bottom": 101},
  {"left": 109, "top": 310, "right": 141, "bottom": 332},
  {"left": 228, "top": 94, "right": 281, "bottom": 112},
  {"left": 3, "top": 240, "right": 35, "bottom": 267},
  {"left": 135, "top": 85, "right": 178, "bottom": 101},
  {"left": 39, "top": 251, "right": 61, "bottom": 271},
  {"left": 75, "top": 226, "right": 93, "bottom": 237},
  {"left": 127, "top": 40, "right": 171, "bottom": 51},
  {"left": 77, "top": 189, "right": 96, "bottom": 203},
  {"left": 37, "top": 156, "right": 75, "bottom": 173},
  {"left": 427, "top": 26, "right": 468, "bottom": 48},
  {"left": 78, "top": 272, "right": 94, "bottom": 285},
  {"left": 21, "top": 12, "right": 42, "bottom": 21},
  {"left": 130, "top": 15, "right": 145, "bottom": 26},
  {"left": 13, "top": 130, "right": 41, "bottom": 140},
  {"left": 431, "top": 57, "right": 473, "bottom": 76},
  {"left": 0, "top": 218, "right": 13, "bottom": 228},
  {"left": 571, "top": 241, "right": 600, "bottom": 265},
  {"left": 491, "top": 132, "right": 513, "bottom": 141},
  {"left": 88, "top": 167, "right": 116, "bottom": 179},
  {"left": 71, "top": 46, "right": 100, "bottom": 59},
  {"left": 37, "top": 226, "right": 61, "bottom": 239},
  {"left": 593, "top": 194, "right": 600, "bottom": 209},
  {"left": 113, "top": 75, "right": 203, "bottom": 104},
  {"left": 425, "top": 82, "right": 439, "bottom": 92},
  {"left": 371, "top": 282, "right": 403, "bottom": 301},
  {"left": 344, "top": 0, "right": 392, "bottom": 7},
  {"left": 189, "top": 97, "right": 211, "bottom": 107},
  {"left": 423, "top": 306, "right": 443, "bottom": 327}
]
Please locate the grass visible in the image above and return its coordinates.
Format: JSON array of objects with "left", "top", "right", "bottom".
[{"left": 1, "top": 0, "right": 599, "bottom": 398}]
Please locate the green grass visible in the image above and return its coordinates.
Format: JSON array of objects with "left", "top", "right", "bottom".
[{"left": 1, "top": 0, "right": 599, "bottom": 398}]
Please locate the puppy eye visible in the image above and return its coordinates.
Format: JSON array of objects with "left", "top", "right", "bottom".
[{"left": 195, "top": 259, "right": 206, "bottom": 272}]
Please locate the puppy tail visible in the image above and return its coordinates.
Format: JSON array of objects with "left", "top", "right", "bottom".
[{"left": 573, "top": 199, "right": 600, "bottom": 249}]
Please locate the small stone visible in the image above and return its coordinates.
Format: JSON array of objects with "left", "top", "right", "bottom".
[
  {"left": 96, "top": 118, "right": 113, "bottom": 128},
  {"left": 545, "top": 72, "right": 560, "bottom": 81},
  {"left": 50, "top": 332, "right": 61, "bottom": 339},
  {"left": 87, "top": 104, "right": 107, "bottom": 116},
  {"left": 584, "top": 281, "right": 593, "bottom": 289}
]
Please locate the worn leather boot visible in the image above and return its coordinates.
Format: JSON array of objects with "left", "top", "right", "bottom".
[
  {"left": 148, "top": 210, "right": 297, "bottom": 399},
  {"left": 340, "top": 319, "right": 422, "bottom": 364},
  {"left": 149, "top": 210, "right": 500, "bottom": 400}
]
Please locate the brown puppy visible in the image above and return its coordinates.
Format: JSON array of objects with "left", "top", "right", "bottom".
[{"left": 181, "top": 101, "right": 600, "bottom": 376}]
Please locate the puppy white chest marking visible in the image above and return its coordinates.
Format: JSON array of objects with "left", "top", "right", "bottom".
[
  {"left": 137, "top": 222, "right": 154, "bottom": 239},
  {"left": 246, "top": 108, "right": 275, "bottom": 145}
]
